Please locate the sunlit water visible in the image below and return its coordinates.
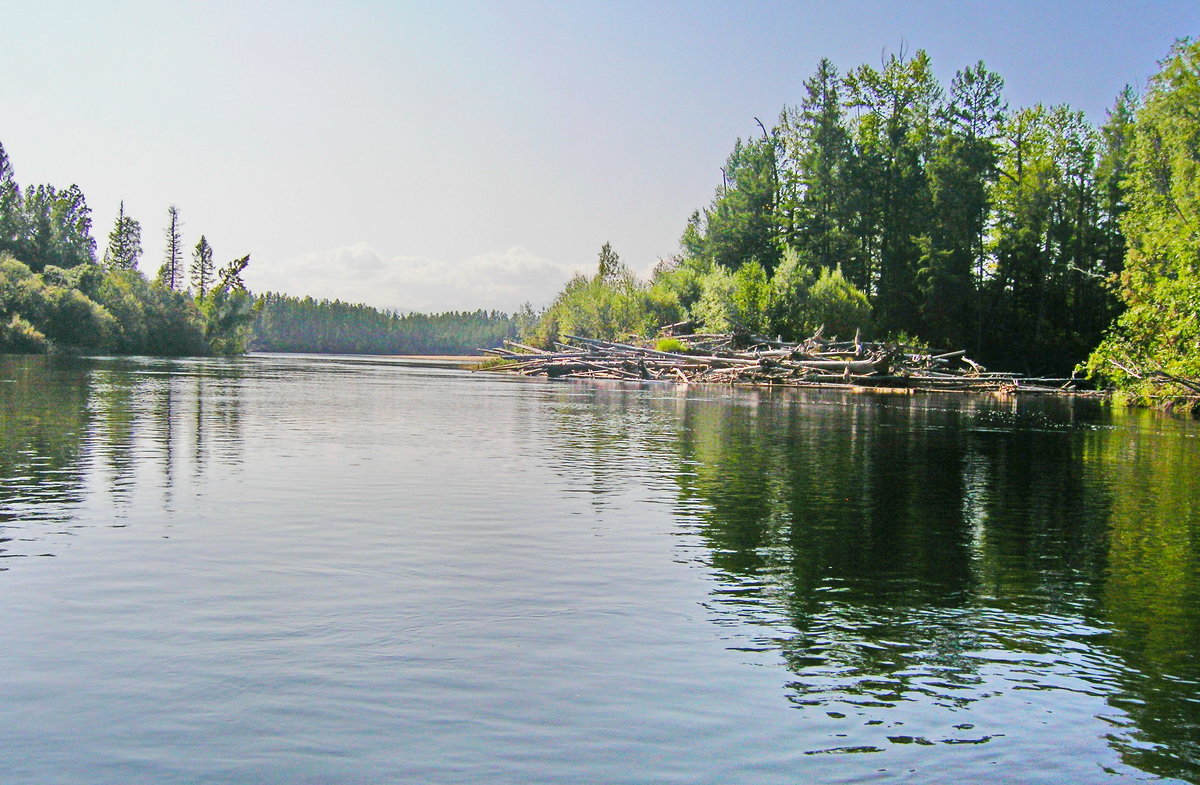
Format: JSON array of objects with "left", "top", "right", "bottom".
[{"left": 1, "top": 353, "right": 1198, "bottom": 784}]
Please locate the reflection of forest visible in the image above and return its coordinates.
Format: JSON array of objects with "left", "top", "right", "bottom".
[
  {"left": 548, "top": 385, "right": 1199, "bottom": 780},
  {"left": 0, "top": 355, "right": 93, "bottom": 561},
  {"left": 0, "top": 356, "right": 245, "bottom": 558},
  {"left": 669, "top": 391, "right": 1199, "bottom": 780}
]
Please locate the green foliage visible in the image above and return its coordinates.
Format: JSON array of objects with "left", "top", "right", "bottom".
[
  {"left": 0, "top": 251, "right": 210, "bottom": 356},
  {"left": 526, "top": 273, "right": 665, "bottom": 347},
  {"left": 1085, "top": 38, "right": 1200, "bottom": 398},
  {"left": 690, "top": 261, "right": 770, "bottom": 334},
  {"left": 0, "top": 313, "right": 48, "bottom": 353},
  {"left": 655, "top": 337, "right": 687, "bottom": 353},
  {"left": 668, "top": 47, "right": 1154, "bottom": 372},
  {"left": 684, "top": 136, "right": 782, "bottom": 274},
  {"left": 103, "top": 201, "right": 142, "bottom": 271},
  {"left": 520, "top": 243, "right": 688, "bottom": 347},
  {"left": 190, "top": 235, "right": 214, "bottom": 296},
  {"left": 730, "top": 261, "right": 770, "bottom": 333},
  {"left": 766, "top": 247, "right": 818, "bottom": 339},
  {"left": 690, "top": 266, "right": 737, "bottom": 333},
  {"left": 650, "top": 256, "right": 709, "bottom": 313},
  {"left": 252, "top": 293, "right": 516, "bottom": 354},
  {"left": 765, "top": 247, "right": 870, "bottom": 340},
  {"left": 807, "top": 266, "right": 872, "bottom": 339},
  {"left": 200, "top": 288, "right": 257, "bottom": 355},
  {"left": 0, "top": 140, "right": 253, "bottom": 358}
]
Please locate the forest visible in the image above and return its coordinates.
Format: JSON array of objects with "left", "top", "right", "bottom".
[
  {"left": 522, "top": 38, "right": 1200, "bottom": 401},
  {"left": 0, "top": 146, "right": 511, "bottom": 358},
  {"left": 0, "top": 149, "right": 255, "bottom": 356},
  {"left": 250, "top": 294, "right": 514, "bottom": 355}
]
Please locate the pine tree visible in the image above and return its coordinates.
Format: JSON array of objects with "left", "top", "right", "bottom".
[
  {"left": 845, "top": 48, "right": 943, "bottom": 335},
  {"left": 216, "top": 254, "right": 249, "bottom": 292},
  {"left": 158, "top": 205, "right": 183, "bottom": 290},
  {"left": 777, "top": 58, "right": 857, "bottom": 277},
  {"left": 190, "top": 235, "right": 214, "bottom": 296},
  {"left": 0, "top": 142, "right": 22, "bottom": 260},
  {"left": 103, "top": 200, "right": 142, "bottom": 271},
  {"left": 597, "top": 242, "right": 624, "bottom": 281}
]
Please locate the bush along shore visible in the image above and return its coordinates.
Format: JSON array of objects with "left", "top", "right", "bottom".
[{"left": 481, "top": 325, "right": 1104, "bottom": 397}]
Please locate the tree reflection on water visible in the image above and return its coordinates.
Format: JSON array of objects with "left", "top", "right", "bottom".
[{"left": 547, "top": 382, "right": 1199, "bottom": 781}]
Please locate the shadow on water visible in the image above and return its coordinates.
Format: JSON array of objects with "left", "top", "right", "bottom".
[{"left": 543, "top": 382, "right": 1200, "bottom": 782}]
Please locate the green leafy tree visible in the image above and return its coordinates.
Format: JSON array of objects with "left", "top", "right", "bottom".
[
  {"left": 103, "top": 201, "right": 142, "bottom": 271},
  {"left": 691, "top": 261, "right": 771, "bottom": 334},
  {"left": 49, "top": 185, "right": 97, "bottom": 269},
  {"left": 597, "top": 242, "right": 625, "bottom": 282},
  {"left": 1085, "top": 38, "right": 1200, "bottom": 398},
  {"left": 807, "top": 266, "right": 872, "bottom": 339},
  {"left": 767, "top": 246, "right": 818, "bottom": 339}
]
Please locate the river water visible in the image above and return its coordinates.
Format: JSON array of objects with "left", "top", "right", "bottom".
[{"left": 1, "top": 353, "right": 1197, "bottom": 784}]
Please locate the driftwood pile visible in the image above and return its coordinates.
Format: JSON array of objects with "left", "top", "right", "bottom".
[{"left": 481, "top": 329, "right": 1090, "bottom": 395}]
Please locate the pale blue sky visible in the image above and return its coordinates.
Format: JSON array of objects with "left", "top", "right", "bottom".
[{"left": 2, "top": 1, "right": 1195, "bottom": 311}]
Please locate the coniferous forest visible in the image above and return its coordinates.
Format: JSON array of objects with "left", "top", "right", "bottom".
[
  {"left": 523, "top": 38, "right": 1200, "bottom": 403},
  {"left": 249, "top": 294, "right": 515, "bottom": 355}
]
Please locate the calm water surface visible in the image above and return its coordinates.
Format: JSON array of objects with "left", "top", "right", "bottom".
[{"left": 1, "top": 353, "right": 1198, "bottom": 784}]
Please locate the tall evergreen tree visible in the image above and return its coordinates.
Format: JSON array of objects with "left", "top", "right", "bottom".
[
  {"left": 1095, "top": 86, "right": 1137, "bottom": 279},
  {"left": 0, "top": 142, "right": 22, "bottom": 260},
  {"left": 688, "top": 135, "right": 782, "bottom": 273},
  {"left": 21, "top": 184, "right": 57, "bottom": 271},
  {"left": 190, "top": 235, "right": 214, "bottom": 296},
  {"left": 158, "top": 205, "right": 183, "bottom": 290},
  {"left": 103, "top": 201, "right": 142, "bottom": 271},
  {"left": 777, "top": 58, "right": 859, "bottom": 279},
  {"left": 845, "top": 49, "right": 943, "bottom": 334},
  {"left": 917, "top": 62, "right": 1005, "bottom": 347}
]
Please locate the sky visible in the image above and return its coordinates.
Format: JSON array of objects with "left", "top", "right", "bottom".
[{"left": 2, "top": 0, "right": 1196, "bottom": 313}]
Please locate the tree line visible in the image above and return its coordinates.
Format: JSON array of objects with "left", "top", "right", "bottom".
[
  {"left": 0, "top": 143, "right": 256, "bottom": 355},
  {"left": 250, "top": 294, "right": 515, "bottom": 355},
  {"left": 526, "top": 42, "right": 1196, "bottom": 383}
]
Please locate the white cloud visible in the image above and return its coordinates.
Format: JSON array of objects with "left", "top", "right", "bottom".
[{"left": 246, "top": 243, "right": 589, "bottom": 314}]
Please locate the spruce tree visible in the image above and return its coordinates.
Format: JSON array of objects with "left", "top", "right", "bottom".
[
  {"left": 216, "top": 254, "right": 249, "bottom": 292},
  {"left": 103, "top": 200, "right": 142, "bottom": 271},
  {"left": 190, "top": 235, "right": 214, "bottom": 296},
  {"left": 0, "top": 142, "right": 22, "bottom": 260},
  {"left": 158, "top": 205, "right": 183, "bottom": 290}
]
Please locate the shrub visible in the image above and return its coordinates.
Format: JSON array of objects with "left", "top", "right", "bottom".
[
  {"left": 0, "top": 313, "right": 48, "bottom": 353},
  {"left": 655, "top": 337, "right": 687, "bottom": 353}
]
